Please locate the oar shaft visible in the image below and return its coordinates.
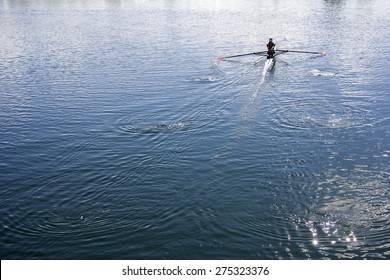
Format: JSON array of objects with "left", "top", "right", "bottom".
[
  {"left": 219, "top": 51, "right": 267, "bottom": 60},
  {"left": 278, "top": 50, "right": 327, "bottom": 54}
]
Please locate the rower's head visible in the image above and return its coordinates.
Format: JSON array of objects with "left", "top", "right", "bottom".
[{"left": 269, "top": 38, "right": 273, "bottom": 42}]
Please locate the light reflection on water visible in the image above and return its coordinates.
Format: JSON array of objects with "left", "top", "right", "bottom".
[{"left": 0, "top": 0, "right": 389, "bottom": 259}]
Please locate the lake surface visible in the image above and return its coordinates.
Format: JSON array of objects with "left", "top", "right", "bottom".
[{"left": 0, "top": 0, "right": 389, "bottom": 260}]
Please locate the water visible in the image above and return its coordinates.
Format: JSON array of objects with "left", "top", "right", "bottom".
[{"left": 0, "top": 0, "right": 389, "bottom": 260}]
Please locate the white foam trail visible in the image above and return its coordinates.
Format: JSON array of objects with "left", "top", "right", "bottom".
[{"left": 250, "top": 58, "right": 272, "bottom": 102}]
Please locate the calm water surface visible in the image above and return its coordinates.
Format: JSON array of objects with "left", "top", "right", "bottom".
[{"left": 1, "top": 0, "right": 389, "bottom": 259}]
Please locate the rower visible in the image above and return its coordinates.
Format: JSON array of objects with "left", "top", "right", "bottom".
[{"left": 266, "top": 38, "right": 276, "bottom": 58}]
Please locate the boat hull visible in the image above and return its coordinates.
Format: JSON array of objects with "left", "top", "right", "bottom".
[{"left": 264, "top": 49, "right": 276, "bottom": 71}]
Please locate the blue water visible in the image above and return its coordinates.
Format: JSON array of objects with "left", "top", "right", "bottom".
[{"left": 1, "top": 0, "right": 389, "bottom": 259}]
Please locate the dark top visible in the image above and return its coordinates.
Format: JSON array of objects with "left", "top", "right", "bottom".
[{"left": 267, "top": 42, "right": 275, "bottom": 50}]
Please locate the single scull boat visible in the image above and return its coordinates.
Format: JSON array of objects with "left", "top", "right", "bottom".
[
  {"left": 264, "top": 47, "right": 278, "bottom": 71},
  {"left": 218, "top": 48, "right": 326, "bottom": 72}
]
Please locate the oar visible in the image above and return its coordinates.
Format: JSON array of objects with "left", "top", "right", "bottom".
[
  {"left": 278, "top": 49, "right": 327, "bottom": 55},
  {"left": 218, "top": 51, "right": 268, "bottom": 60}
]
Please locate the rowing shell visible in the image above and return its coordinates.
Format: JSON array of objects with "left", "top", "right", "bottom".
[
  {"left": 264, "top": 55, "right": 275, "bottom": 71},
  {"left": 264, "top": 48, "right": 276, "bottom": 71}
]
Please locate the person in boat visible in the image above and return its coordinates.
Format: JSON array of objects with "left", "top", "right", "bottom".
[{"left": 266, "top": 38, "right": 276, "bottom": 58}]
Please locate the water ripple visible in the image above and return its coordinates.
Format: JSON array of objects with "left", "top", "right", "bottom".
[
  {"left": 284, "top": 169, "right": 390, "bottom": 259},
  {"left": 118, "top": 120, "right": 193, "bottom": 135},
  {"left": 270, "top": 99, "right": 374, "bottom": 130}
]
